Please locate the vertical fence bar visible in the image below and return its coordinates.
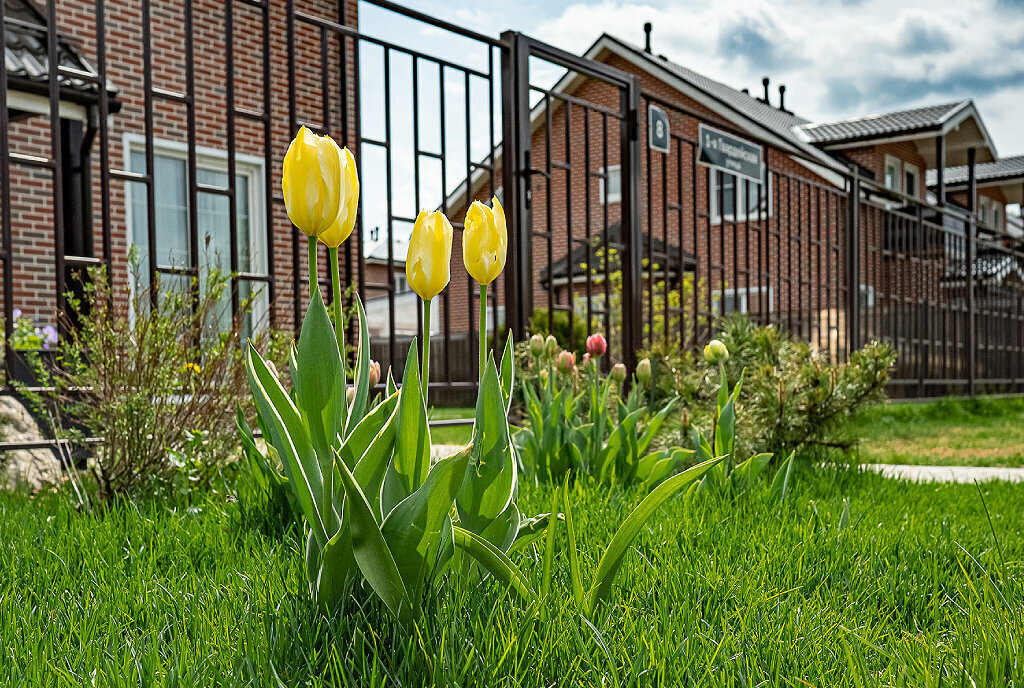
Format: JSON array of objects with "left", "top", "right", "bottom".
[
  {"left": 619, "top": 76, "right": 642, "bottom": 373},
  {"left": 46, "top": 0, "right": 66, "bottom": 323},
  {"left": 286, "top": 0, "right": 300, "bottom": 332},
  {"left": 225, "top": 0, "right": 241, "bottom": 317},
  {"left": 966, "top": 149, "right": 977, "bottom": 396},
  {"left": 262, "top": 0, "right": 276, "bottom": 321},
  {"left": 184, "top": 0, "right": 200, "bottom": 319},
  {"left": 846, "top": 165, "right": 861, "bottom": 354},
  {"left": 0, "top": 0, "right": 12, "bottom": 385}
]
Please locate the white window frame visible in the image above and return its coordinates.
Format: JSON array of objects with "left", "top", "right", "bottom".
[
  {"left": 883, "top": 155, "right": 902, "bottom": 193},
  {"left": 859, "top": 284, "right": 875, "bottom": 308},
  {"left": 599, "top": 165, "right": 622, "bottom": 205},
  {"left": 710, "top": 169, "right": 773, "bottom": 225},
  {"left": 904, "top": 163, "right": 919, "bottom": 199},
  {"left": 123, "top": 134, "right": 269, "bottom": 328},
  {"left": 711, "top": 286, "right": 773, "bottom": 315}
]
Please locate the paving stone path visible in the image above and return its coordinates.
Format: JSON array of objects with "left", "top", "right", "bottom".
[
  {"left": 862, "top": 463, "right": 1024, "bottom": 484},
  {"left": 432, "top": 444, "right": 1024, "bottom": 484}
]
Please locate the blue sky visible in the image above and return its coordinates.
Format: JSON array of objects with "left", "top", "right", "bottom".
[{"left": 354, "top": 0, "right": 1024, "bottom": 241}]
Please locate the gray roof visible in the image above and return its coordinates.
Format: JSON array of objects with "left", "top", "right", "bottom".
[
  {"left": 796, "top": 101, "right": 969, "bottom": 145},
  {"left": 4, "top": 0, "right": 106, "bottom": 101},
  {"left": 925, "top": 155, "right": 1024, "bottom": 187},
  {"left": 596, "top": 35, "right": 845, "bottom": 172}
]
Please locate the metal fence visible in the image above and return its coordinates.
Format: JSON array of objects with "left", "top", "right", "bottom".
[{"left": 1, "top": 0, "right": 1023, "bottom": 460}]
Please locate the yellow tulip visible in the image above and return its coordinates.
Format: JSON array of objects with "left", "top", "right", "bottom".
[
  {"left": 281, "top": 126, "right": 344, "bottom": 237},
  {"left": 406, "top": 209, "right": 453, "bottom": 300},
  {"left": 463, "top": 196, "right": 507, "bottom": 285},
  {"left": 317, "top": 146, "right": 360, "bottom": 247}
]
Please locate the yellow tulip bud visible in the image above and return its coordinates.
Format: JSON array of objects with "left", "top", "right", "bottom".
[
  {"left": 282, "top": 126, "right": 344, "bottom": 237},
  {"left": 406, "top": 209, "right": 453, "bottom": 300},
  {"left": 463, "top": 196, "right": 507, "bottom": 285},
  {"left": 317, "top": 146, "right": 360, "bottom": 247}
]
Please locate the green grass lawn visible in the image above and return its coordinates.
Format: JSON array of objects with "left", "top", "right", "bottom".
[
  {"left": 427, "top": 406, "right": 474, "bottom": 445},
  {"left": 2, "top": 468, "right": 1021, "bottom": 685},
  {"left": 852, "top": 395, "right": 1024, "bottom": 467}
]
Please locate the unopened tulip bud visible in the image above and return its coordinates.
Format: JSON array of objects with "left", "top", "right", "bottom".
[
  {"left": 538, "top": 368, "right": 549, "bottom": 384},
  {"left": 556, "top": 350, "right": 576, "bottom": 375},
  {"left": 681, "top": 407, "right": 690, "bottom": 429},
  {"left": 545, "top": 335, "right": 559, "bottom": 358},
  {"left": 368, "top": 360, "right": 381, "bottom": 388},
  {"left": 704, "top": 339, "right": 729, "bottom": 365},
  {"left": 529, "top": 333, "right": 545, "bottom": 358},
  {"left": 636, "top": 357, "right": 652, "bottom": 385},
  {"left": 611, "top": 362, "right": 627, "bottom": 383},
  {"left": 586, "top": 332, "right": 607, "bottom": 358},
  {"left": 347, "top": 386, "right": 356, "bottom": 405}
]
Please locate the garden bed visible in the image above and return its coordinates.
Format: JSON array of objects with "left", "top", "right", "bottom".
[{"left": 1, "top": 467, "right": 1020, "bottom": 685}]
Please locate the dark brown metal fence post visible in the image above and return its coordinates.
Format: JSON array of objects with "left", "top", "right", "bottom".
[
  {"left": 846, "top": 165, "right": 860, "bottom": 356},
  {"left": 966, "top": 147, "right": 977, "bottom": 396},
  {"left": 500, "top": 31, "right": 531, "bottom": 341},
  {"left": 619, "top": 76, "right": 643, "bottom": 373}
]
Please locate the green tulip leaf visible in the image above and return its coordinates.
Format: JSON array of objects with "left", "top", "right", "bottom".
[
  {"left": 381, "top": 445, "right": 472, "bottom": 600},
  {"left": 586, "top": 454, "right": 724, "bottom": 615},
  {"left": 394, "top": 342, "right": 431, "bottom": 496},
  {"left": 246, "top": 345, "right": 328, "bottom": 546},
  {"left": 457, "top": 355, "right": 516, "bottom": 534},
  {"left": 335, "top": 452, "right": 412, "bottom": 625},
  {"left": 346, "top": 295, "right": 373, "bottom": 437},
  {"left": 452, "top": 526, "right": 538, "bottom": 605}
]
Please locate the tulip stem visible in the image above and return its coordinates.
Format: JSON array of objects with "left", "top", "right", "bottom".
[
  {"left": 329, "top": 246, "right": 344, "bottom": 361},
  {"left": 307, "top": 235, "right": 319, "bottom": 296},
  {"left": 478, "top": 282, "right": 488, "bottom": 383},
  {"left": 421, "top": 298, "right": 431, "bottom": 405}
]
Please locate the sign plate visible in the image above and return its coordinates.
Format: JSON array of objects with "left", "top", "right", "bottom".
[
  {"left": 648, "top": 104, "right": 670, "bottom": 153},
  {"left": 697, "top": 123, "right": 763, "bottom": 183}
]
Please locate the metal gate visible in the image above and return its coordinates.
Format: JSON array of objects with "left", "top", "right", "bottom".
[{"left": 500, "top": 33, "right": 643, "bottom": 372}]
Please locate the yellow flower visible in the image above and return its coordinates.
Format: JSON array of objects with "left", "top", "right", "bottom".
[
  {"left": 182, "top": 362, "right": 201, "bottom": 374},
  {"left": 317, "top": 146, "right": 360, "bottom": 247},
  {"left": 406, "top": 209, "right": 453, "bottom": 300},
  {"left": 282, "top": 126, "right": 344, "bottom": 237},
  {"left": 462, "top": 196, "right": 507, "bottom": 285}
]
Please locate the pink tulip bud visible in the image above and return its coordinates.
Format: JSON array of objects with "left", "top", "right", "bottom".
[
  {"left": 611, "top": 363, "right": 627, "bottom": 383},
  {"left": 586, "top": 333, "right": 607, "bottom": 358},
  {"left": 529, "top": 333, "right": 545, "bottom": 358},
  {"left": 556, "top": 350, "right": 576, "bottom": 375},
  {"left": 368, "top": 360, "right": 381, "bottom": 388}
]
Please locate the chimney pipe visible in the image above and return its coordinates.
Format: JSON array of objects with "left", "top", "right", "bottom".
[
  {"left": 643, "top": 22, "right": 652, "bottom": 53},
  {"left": 778, "top": 84, "right": 786, "bottom": 111},
  {"left": 762, "top": 76, "right": 770, "bottom": 104}
]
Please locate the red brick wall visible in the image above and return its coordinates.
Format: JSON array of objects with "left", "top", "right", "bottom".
[{"left": 2, "top": 0, "right": 358, "bottom": 331}]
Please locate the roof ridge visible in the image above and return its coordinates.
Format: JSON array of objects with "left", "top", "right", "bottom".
[{"left": 800, "top": 100, "right": 969, "bottom": 130}]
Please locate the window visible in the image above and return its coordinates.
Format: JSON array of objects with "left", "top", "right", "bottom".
[
  {"left": 859, "top": 284, "right": 875, "bottom": 308},
  {"left": 979, "top": 198, "right": 989, "bottom": 226},
  {"left": 394, "top": 273, "right": 411, "bottom": 294},
  {"left": 994, "top": 205, "right": 1001, "bottom": 231},
  {"left": 711, "top": 286, "right": 773, "bottom": 315},
  {"left": 126, "top": 137, "right": 269, "bottom": 336},
  {"left": 599, "top": 165, "right": 621, "bottom": 205},
  {"left": 904, "top": 164, "right": 919, "bottom": 199},
  {"left": 709, "top": 169, "right": 772, "bottom": 224},
  {"left": 884, "top": 155, "right": 902, "bottom": 193}
]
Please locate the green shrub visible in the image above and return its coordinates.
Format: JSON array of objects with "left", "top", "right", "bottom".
[
  {"left": 29, "top": 261, "right": 287, "bottom": 503},
  {"left": 646, "top": 315, "right": 896, "bottom": 461}
]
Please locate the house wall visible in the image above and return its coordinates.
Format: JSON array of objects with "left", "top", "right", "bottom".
[{"left": 2, "top": 0, "right": 358, "bottom": 333}]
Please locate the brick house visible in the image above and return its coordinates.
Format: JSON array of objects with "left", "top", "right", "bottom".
[
  {"left": 2, "top": 0, "right": 359, "bottom": 339},
  {"left": 441, "top": 30, "right": 1016, "bottom": 362},
  {"left": 3, "top": 5, "right": 1021, "bottom": 389}
]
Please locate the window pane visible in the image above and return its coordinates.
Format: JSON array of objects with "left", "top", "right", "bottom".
[{"left": 130, "top": 152, "right": 189, "bottom": 271}]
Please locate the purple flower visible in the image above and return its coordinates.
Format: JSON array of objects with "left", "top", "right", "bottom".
[
  {"left": 12, "top": 308, "right": 21, "bottom": 320},
  {"left": 42, "top": 325, "right": 58, "bottom": 345}
]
